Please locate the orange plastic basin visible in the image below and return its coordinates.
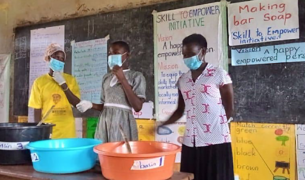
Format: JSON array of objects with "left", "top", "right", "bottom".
[{"left": 94, "top": 141, "right": 181, "bottom": 180}]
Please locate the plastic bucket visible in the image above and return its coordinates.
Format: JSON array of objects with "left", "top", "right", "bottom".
[
  {"left": 27, "top": 138, "right": 102, "bottom": 174},
  {"left": 0, "top": 123, "right": 54, "bottom": 165},
  {"left": 94, "top": 141, "right": 181, "bottom": 180}
]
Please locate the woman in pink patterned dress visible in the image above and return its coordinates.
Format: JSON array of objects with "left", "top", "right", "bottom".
[{"left": 161, "top": 34, "right": 234, "bottom": 180}]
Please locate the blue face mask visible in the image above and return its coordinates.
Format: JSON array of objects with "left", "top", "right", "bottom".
[
  {"left": 49, "top": 58, "right": 65, "bottom": 71},
  {"left": 183, "top": 51, "right": 203, "bottom": 70},
  {"left": 108, "top": 53, "right": 127, "bottom": 70}
]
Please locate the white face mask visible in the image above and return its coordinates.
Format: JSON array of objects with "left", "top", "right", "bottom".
[
  {"left": 49, "top": 58, "right": 64, "bottom": 73},
  {"left": 108, "top": 52, "right": 127, "bottom": 70},
  {"left": 183, "top": 49, "right": 203, "bottom": 70}
]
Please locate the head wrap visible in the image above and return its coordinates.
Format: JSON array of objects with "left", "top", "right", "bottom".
[{"left": 44, "top": 43, "right": 66, "bottom": 62}]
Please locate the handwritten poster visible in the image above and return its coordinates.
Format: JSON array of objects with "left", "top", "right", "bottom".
[
  {"left": 0, "top": 54, "right": 10, "bottom": 123},
  {"left": 72, "top": 37, "right": 108, "bottom": 104},
  {"left": 228, "top": 0, "right": 299, "bottom": 46},
  {"left": 296, "top": 125, "right": 305, "bottom": 180},
  {"left": 153, "top": 2, "right": 226, "bottom": 122},
  {"left": 75, "top": 118, "right": 83, "bottom": 138},
  {"left": 232, "top": 42, "right": 305, "bottom": 66},
  {"left": 28, "top": 25, "right": 65, "bottom": 122},
  {"left": 132, "top": 101, "right": 154, "bottom": 119},
  {"left": 136, "top": 119, "right": 155, "bottom": 141},
  {"left": 17, "top": 116, "right": 28, "bottom": 123},
  {"left": 231, "top": 122, "right": 296, "bottom": 180},
  {"left": 155, "top": 121, "right": 186, "bottom": 162}
]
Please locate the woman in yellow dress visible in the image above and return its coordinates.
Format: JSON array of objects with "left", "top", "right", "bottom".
[{"left": 28, "top": 43, "right": 81, "bottom": 139}]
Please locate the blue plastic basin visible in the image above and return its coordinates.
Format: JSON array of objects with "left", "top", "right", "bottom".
[{"left": 26, "top": 138, "right": 102, "bottom": 174}]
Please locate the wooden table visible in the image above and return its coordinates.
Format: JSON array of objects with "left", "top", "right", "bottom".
[{"left": 0, "top": 165, "right": 194, "bottom": 180}]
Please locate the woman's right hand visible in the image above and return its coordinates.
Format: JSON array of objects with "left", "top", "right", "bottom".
[{"left": 76, "top": 100, "right": 93, "bottom": 113}]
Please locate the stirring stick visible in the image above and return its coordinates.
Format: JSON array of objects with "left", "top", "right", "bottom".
[
  {"left": 118, "top": 124, "right": 132, "bottom": 153},
  {"left": 37, "top": 105, "right": 55, "bottom": 126}
]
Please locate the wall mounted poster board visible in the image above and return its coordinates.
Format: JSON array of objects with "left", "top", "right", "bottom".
[
  {"left": 231, "top": 122, "right": 296, "bottom": 180},
  {"left": 228, "top": 0, "right": 299, "bottom": 46}
]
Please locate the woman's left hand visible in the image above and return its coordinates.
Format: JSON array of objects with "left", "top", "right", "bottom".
[{"left": 112, "top": 65, "right": 126, "bottom": 82}]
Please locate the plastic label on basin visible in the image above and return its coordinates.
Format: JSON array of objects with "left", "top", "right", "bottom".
[
  {"left": 0, "top": 141, "right": 29, "bottom": 150},
  {"left": 31, "top": 153, "right": 39, "bottom": 162},
  {"left": 131, "top": 156, "right": 165, "bottom": 170}
]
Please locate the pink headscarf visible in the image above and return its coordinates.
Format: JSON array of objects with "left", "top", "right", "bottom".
[{"left": 44, "top": 43, "right": 66, "bottom": 62}]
